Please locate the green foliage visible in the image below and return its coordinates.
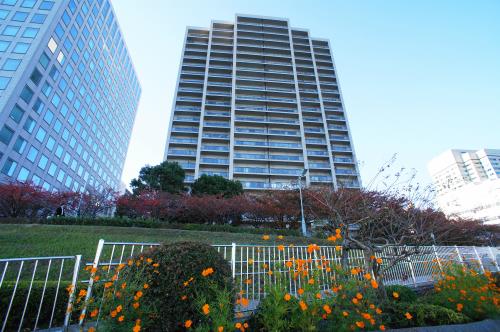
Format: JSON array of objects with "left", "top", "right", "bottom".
[
  {"left": 191, "top": 174, "right": 243, "bottom": 198},
  {"left": 424, "top": 263, "right": 500, "bottom": 321},
  {"left": 385, "top": 285, "right": 417, "bottom": 303},
  {"left": 381, "top": 302, "right": 471, "bottom": 328},
  {"left": 0, "top": 281, "right": 72, "bottom": 330},
  {"left": 130, "top": 161, "right": 185, "bottom": 194},
  {"left": 138, "top": 242, "right": 234, "bottom": 331}
]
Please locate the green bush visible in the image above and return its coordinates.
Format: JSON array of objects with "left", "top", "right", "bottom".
[
  {"left": 139, "top": 242, "right": 234, "bottom": 331},
  {"left": 385, "top": 284, "right": 417, "bottom": 303},
  {"left": 382, "top": 302, "right": 471, "bottom": 328},
  {"left": 0, "top": 281, "right": 73, "bottom": 331}
]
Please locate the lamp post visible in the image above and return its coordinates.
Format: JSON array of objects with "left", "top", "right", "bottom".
[{"left": 298, "top": 169, "right": 308, "bottom": 237}]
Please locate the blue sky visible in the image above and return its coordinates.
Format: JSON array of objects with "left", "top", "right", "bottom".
[{"left": 112, "top": 0, "right": 500, "bottom": 188}]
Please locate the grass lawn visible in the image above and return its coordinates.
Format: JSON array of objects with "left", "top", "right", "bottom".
[{"left": 0, "top": 224, "right": 324, "bottom": 261}]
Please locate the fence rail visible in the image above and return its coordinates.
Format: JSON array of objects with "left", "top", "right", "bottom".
[{"left": 0, "top": 255, "right": 81, "bottom": 332}]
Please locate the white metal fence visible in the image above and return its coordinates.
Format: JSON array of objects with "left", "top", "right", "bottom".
[
  {"left": 1, "top": 241, "right": 499, "bottom": 331},
  {"left": 0, "top": 255, "right": 81, "bottom": 332}
]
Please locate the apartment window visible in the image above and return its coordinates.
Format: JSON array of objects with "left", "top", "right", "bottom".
[
  {"left": 13, "top": 42, "right": 30, "bottom": 54},
  {"left": 30, "top": 68, "right": 42, "bottom": 85},
  {"left": 32, "top": 175, "right": 41, "bottom": 186},
  {"left": 2, "top": 0, "right": 18, "bottom": 5},
  {"left": 37, "top": 154, "right": 48, "bottom": 170},
  {"left": 39, "top": 52, "right": 50, "bottom": 68},
  {"left": 0, "top": 76, "right": 10, "bottom": 90},
  {"left": 13, "top": 136, "right": 27, "bottom": 154},
  {"left": 23, "top": 117, "right": 36, "bottom": 133},
  {"left": 31, "top": 13, "right": 46, "bottom": 24},
  {"left": 48, "top": 162, "right": 57, "bottom": 176},
  {"left": 1, "top": 159, "right": 17, "bottom": 177},
  {"left": 55, "top": 24, "right": 64, "bottom": 39},
  {"left": 2, "top": 58, "right": 22, "bottom": 71},
  {"left": 20, "top": 85, "right": 34, "bottom": 103},
  {"left": 41, "top": 82, "right": 52, "bottom": 96},
  {"left": 35, "top": 127, "right": 46, "bottom": 142},
  {"left": 0, "top": 41, "right": 10, "bottom": 52},
  {"left": 43, "top": 110, "right": 54, "bottom": 124},
  {"left": 0, "top": 125, "right": 14, "bottom": 145},
  {"left": 22, "top": 27, "right": 39, "bottom": 38},
  {"left": 39, "top": 1, "right": 54, "bottom": 10},
  {"left": 3, "top": 26, "right": 20, "bottom": 37},
  {"left": 56, "top": 169, "right": 65, "bottom": 182},
  {"left": 33, "top": 98, "right": 44, "bottom": 114},
  {"left": 12, "top": 11, "right": 28, "bottom": 22},
  {"left": 17, "top": 167, "right": 30, "bottom": 181},
  {"left": 0, "top": 10, "right": 9, "bottom": 20},
  {"left": 46, "top": 136, "right": 55, "bottom": 151},
  {"left": 9, "top": 105, "right": 25, "bottom": 123},
  {"left": 26, "top": 146, "right": 38, "bottom": 162},
  {"left": 21, "top": 0, "right": 36, "bottom": 8}
]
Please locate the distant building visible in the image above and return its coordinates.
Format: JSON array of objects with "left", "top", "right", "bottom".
[
  {"left": 164, "top": 14, "right": 361, "bottom": 190},
  {"left": 0, "top": 0, "right": 141, "bottom": 192},
  {"left": 428, "top": 149, "right": 500, "bottom": 224}
]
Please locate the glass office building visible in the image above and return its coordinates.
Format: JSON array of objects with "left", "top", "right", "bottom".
[
  {"left": 164, "top": 14, "right": 360, "bottom": 190},
  {"left": 0, "top": 0, "right": 141, "bottom": 192}
]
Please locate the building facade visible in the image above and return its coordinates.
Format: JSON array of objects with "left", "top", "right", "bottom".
[
  {"left": 428, "top": 149, "right": 500, "bottom": 224},
  {"left": 0, "top": 0, "right": 141, "bottom": 192},
  {"left": 164, "top": 14, "right": 361, "bottom": 190}
]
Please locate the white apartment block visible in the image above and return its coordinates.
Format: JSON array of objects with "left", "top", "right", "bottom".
[
  {"left": 164, "top": 14, "right": 361, "bottom": 190},
  {"left": 428, "top": 149, "right": 500, "bottom": 224}
]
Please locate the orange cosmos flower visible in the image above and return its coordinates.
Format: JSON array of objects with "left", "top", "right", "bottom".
[
  {"left": 262, "top": 235, "right": 270, "bottom": 240},
  {"left": 380, "top": 325, "right": 386, "bottom": 331},
  {"left": 457, "top": 303, "right": 463, "bottom": 312},
  {"left": 342, "top": 311, "right": 349, "bottom": 317},
  {"left": 88, "top": 328, "right": 96, "bottom": 332},
  {"left": 104, "top": 282, "right": 113, "bottom": 289},
  {"left": 133, "top": 326, "right": 141, "bottom": 332},
  {"left": 133, "top": 302, "right": 139, "bottom": 309},
  {"left": 202, "top": 304, "right": 210, "bottom": 315},
  {"left": 153, "top": 263, "right": 159, "bottom": 267},
  {"left": 364, "top": 273, "right": 371, "bottom": 280},
  {"left": 405, "top": 312, "right": 413, "bottom": 320},
  {"left": 323, "top": 304, "right": 332, "bottom": 314},
  {"left": 376, "top": 308, "right": 382, "bottom": 314},
  {"left": 351, "top": 268, "right": 360, "bottom": 275},
  {"left": 356, "top": 321, "right": 365, "bottom": 328},
  {"left": 286, "top": 261, "right": 293, "bottom": 268},
  {"left": 356, "top": 292, "right": 363, "bottom": 300},
  {"left": 110, "top": 310, "right": 117, "bottom": 318},
  {"left": 335, "top": 245, "right": 342, "bottom": 251},
  {"left": 316, "top": 293, "right": 322, "bottom": 299},
  {"left": 185, "top": 320, "right": 192, "bottom": 328},
  {"left": 235, "top": 323, "right": 242, "bottom": 329},
  {"left": 90, "top": 309, "right": 98, "bottom": 318},
  {"left": 218, "top": 327, "right": 224, "bottom": 332},
  {"left": 78, "top": 289, "right": 87, "bottom": 297},
  {"left": 352, "top": 298, "right": 359, "bottom": 304},
  {"left": 298, "top": 288, "right": 304, "bottom": 295},
  {"left": 278, "top": 245, "right": 284, "bottom": 251},
  {"left": 284, "top": 293, "right": 291, "bottom": 301},
  {"left": 299, "top": 300, "right": 308, "bottom": 311},
  {"left": 143, "top": 283, "right": 149, "bottom": 289},
  {"left": 118, "top": 315, "right": 124, "bottom": 322},
  {"left": 376, "top": 258, "right": 383, "bottom": 264},
  {"left": 116, "top": 305, "right": 122, "bottom": 313},
  {"left": 244, "top": 279, "right": 252, "bottom": 284},
  {"left": 241, "top": 297, "right": 249, "bottom": 307},
  {"left": 201, "top": 267, "right": 214, "bottom": 277},
  {"left": 121, "top": 282, "right": 127, "bottom": 289},
  {"left": 362, "top": 313, "right": 372, "bottom": 320},
  {"left": 308, "top": 279, "right": 315, "bottom": 285},
  {"left": 371, "top": 279, "right": 379, "bottom": 289},
  {"left": 393, "top": 291, "right": 399, "bottom": 299}
]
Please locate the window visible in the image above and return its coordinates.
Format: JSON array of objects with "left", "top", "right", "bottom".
[
  {"left": 41, "top": 82, "right": 52, "bottom": 96},
  {"left": 39, "top": 1, "right": 54, "bottom": 10},
  {"left": 1, "top": 159, "right": 17, "bottom": 177},
  {"left": 55, "top": 145, "right": 63, "bottom": 158},
  {"left": 9, "top": 104, "right": 24, "bottom": 123},
  {"left": 0, "top": 125, "right": 14, "bottom": 145},
  {"left": 55, "top": 24, "right": 64, "bottom": 39},
  {"left": 13, "top": 42, "right": 30, "bottom": 54},
  {"left": 13, "top": 136, "right": 27, "bottom": 154},
  {"left": 43, "top": 110, "right": 53, "bottom": 124},
  {"left": 48, "top": 162, "right": 57, "bottom": 176},
  {"left": 0, "top": 41, "right": 10, "bottom": 52},
  {"left": 49, "top": 66, "right": 59, "bottom": 80},
  {"left": 22, "top": 27, "right": 39, "bottom": 38},
  {"left": 32, "top": 98, "right": 44, "bottom": 113},
  {"left": 23, "top": 117, "right": 36, "bottom": 133},
  {"left": 0, "top": 76, "right": 10, "bottom": 90},
  {"left": 12, "top": 11, "right": 28, "bottom": 22},
  {"left": 32, "top": 175, "right": 41, "bottom": 185},
  {"left": 2, "top": 0, "right": 17, "bottom": 4},
  {"left": 0, "top": 9, "right": 9, "bottom": 20},
  {"left": 26, "top": 146, "right": 38, "bottom": 162},
  {"left": 65, "top": 175, "right": 72, "bottom": 188},
  {"left": 58, "top": 78, "right": 68, "bottom": 91},
  {"left": 38, "top": 154, "right": 48, "bottom": 170},
  {"left": 30, "top": 68, "right": 42, "bottom": 85},
  {"left": 53, "top": 119, "right": 62, "bottom": 133},
  {"left": 35, "top": 127, "right": 46, "bottom": 142},
  {"left": 2, "top": 58, "right": 21, "bottom": 71},
  {"left": 20, "top": 85, "right": 34, "bottom": 103},
  {"left": 56, "top": 169, "right": 65, "bottom": 182},
  {"left": 17, "top": 167, "right": 30, "bottom": 181},
  {"left": 39, "top": 52, "right": 50, "bottom": 68},
  {"left": 31, "top": 13, "right": 46, "bottom": 24},
  {"left": 46, "top": 136, "right": 55, "bottom": 151},
  {"left": 48, "top": 37, "right": 57, "bottom": 53},
  {"left": 3, "top": 26, "right": 20, "bottom": 36},
  {"left": 21, "top": 0, "right": 36, "bottom": 8},
  {"left": 63, "top": 152, "right": 70, "bottom": 165}
]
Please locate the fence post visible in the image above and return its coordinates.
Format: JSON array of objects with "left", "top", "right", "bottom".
[
  {"left": 488, "top": 246, "right": 500, "bottom": 272},
  {"left": 231, "top": 243, "right": 236, "bottom": 279},
  {"left": 64, "top": 255, "right": 82, "bottom": 330},
  {"left": 432, "top": 245, "right": 443, "bottom": 273},
  {"left": 80, "top": 239, "right": 105, "bottom": 326},
  {"left": 407, "top": 257, "right": 417, "bottom": 287},
  {"left": 454, "top": 245, "right": 464, "bottom": 266},
  {"left": 473, "top": 246, "right": 486, "bottom": 273}
]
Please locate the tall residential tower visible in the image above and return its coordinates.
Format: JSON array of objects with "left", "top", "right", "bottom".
[
  {"left": 0, "top": 0, "right": 141, "bottom": 192},
  {"left": 164, "top": 14, "right": 361, "bottom": 190}
]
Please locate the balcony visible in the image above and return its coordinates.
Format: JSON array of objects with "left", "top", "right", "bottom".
[
  {"left": 309, "top": 162, "right": 330, "bottom": 169},
  {"left": 236, "top": 128, "right": 299, "bottom": 136},
  {"left": 241, "top": 181, "right": 289, "bottom": 190},
  {"left": 333, "top": 157, "right": 354, "bottom": 164},
  {"left": 310, "top": 176, "right": 332, "bottom": 182},
  {"left": 331, "top": 145, "right": 352, "bottom": 152},
  {"left": 330, "top": 135, "right": 350, "bottom": 141},
  {"left": 175, "top": 107, "right": 201, "bottom": 112},
  {"left": 235, "top": 140, "right": 302, "bottom": 149},
  {"left": 204, "top": 121, "right": 230, "bottom": 128},
  {"left": 168, "top": 149, "right": 196, "bottom": 156},
  {"left": 306, "top": 139, "right": 326, "bottom": 145},
  {"left": 203, "top": 133, "right": 229, "bottom": 139},
  {"left": 172, "top": 126, "right": 199, "bottom": 133},
  {"left": 328, "top": 125, "right": 348, "bottom": 131},
  {"left": 170, "top": 138, "right": 198, "bottom": 144},
  {"left": 200, "top": 157, "right": 229, "bottom": 165},
  {"left": 307, "top": 150, "right": 328, "bottom": 156},
  {"left": 335, "top": 169, "right": 357, "bottom": 175},
  {"left": 202, "top": 145, "right": 229, "bottom": 152},
  {"left": 200, "top": 171, "right": 229, "bottom": 177},
  {"left": 174, "top": 116, "right": 200, "bottom": 122}
]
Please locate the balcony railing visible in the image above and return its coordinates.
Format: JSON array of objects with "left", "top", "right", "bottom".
[
  {"left": 168, "top": 149, "right": 196, "bottom": 156},
  {"left": 200, "top": 157, "right": 229, "bottom": 164}
]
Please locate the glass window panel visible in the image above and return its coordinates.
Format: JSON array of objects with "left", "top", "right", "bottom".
[
  {"left": 20, "top": 85, "right": 34, "bottom": 103},
  {"left": 22, "top": 27, "right": 39, "bottom": 38},
  {"left": 48, "top": 162, "right": 57, "bottom": 176},
  {"left": 0, "top": 40, "right": 10, "bottom": 52},
  {"left": 0, "top": 76, "right": 10, "bottom": 90},
  {"left": 0, "top": 125, "right": 15, "bottom": 145},
  {"left": 30, "top": 68, "right": 42, "bottom": 85},
  {"left": 13, "top": 42, "right": 30, "bottom": 54},
  {"left": 31, "top": 13, "right": 46, "bottom": 24},
  {"left": 23, "top": 116, "right": 36, "bottom": 133},
  {"left": 3, "top": 26, "right": 20, "bottom": 37},
  {"left": 35, "top": 126, "right": 46, "bottom": 142},
  {"left": 46, "top": 136, "right": 55, "bottom": 151},
  {"left": 21, "top": 0, "right": 36, "bottom": 8},
  {"left": 12, "top": 11, "right": 28, "bottom": 22},
  {"left": 13, "top": 136, "right": 27, "bottom": 154},
  {"left": 27, "top": 146, "right": 38, "bottom": 162},
  {"left": 9, "top": 104, "right": 25, "bottom": 123},
  {"left": 1, "top": 159, "right": 17, "bottom": 177},
  {"left": 39, "top": 1, "right": 54, "bottom": 10},
  {"left": 2, "top": 58, "right": 22, "bottom": 71},
  {"left": 37, "top": 154, "right": 48, "bottom": 170},
  {"left": 17, "top": 167, "right": 30, "bottom": 181}
]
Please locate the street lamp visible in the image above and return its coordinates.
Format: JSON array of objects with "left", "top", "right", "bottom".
[{"left": 298, "top": 169, "right": 308, "bottom": 237}]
